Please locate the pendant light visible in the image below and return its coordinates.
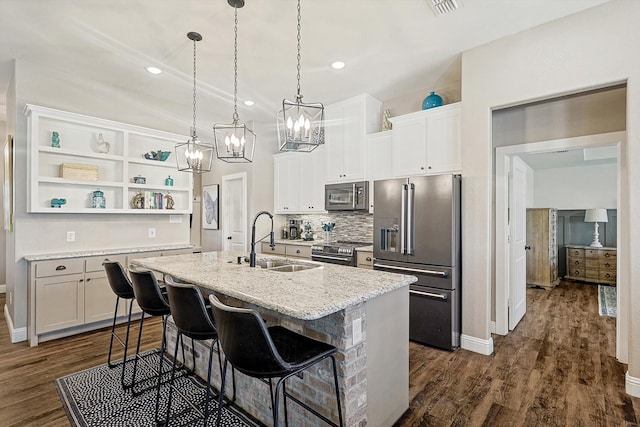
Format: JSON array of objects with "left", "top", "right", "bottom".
[
  {"left": 214, "top": 0, "right": 256, "bottom": 163},
  {"left": 277, "top": 0, "right": 324, "bottom": 152},
  {"left": 176, "top": 31, "right": 214, "bottom": 173}
]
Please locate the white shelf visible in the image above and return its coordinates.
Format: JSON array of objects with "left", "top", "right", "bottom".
[{"left": 26, "top": 104, "right": 193, "bottom": 214}]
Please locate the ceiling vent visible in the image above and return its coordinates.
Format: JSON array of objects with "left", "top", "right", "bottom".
[{"left": 428, "top": 0, "right": 463, "bottom": 16}]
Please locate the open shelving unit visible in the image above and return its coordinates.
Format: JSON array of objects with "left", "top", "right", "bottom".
[{"left": 25, "top": 104, "right": 193, "bottom": 214}]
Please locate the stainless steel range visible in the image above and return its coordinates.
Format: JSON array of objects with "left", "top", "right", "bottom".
[{"left": 311, "top": 241, "right": 369, "bottom": 266}]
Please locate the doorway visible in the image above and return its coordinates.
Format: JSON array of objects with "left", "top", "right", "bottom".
[
  {"left": 495, "top": 131, "right": 625, "bottom": 361},
  {"left": 221, "top": 172, "right": 248, "bottom": 252}
]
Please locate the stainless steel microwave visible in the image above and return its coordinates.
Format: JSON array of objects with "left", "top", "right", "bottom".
[{"left": 325, "top": 181, "right": 369, "bottom": 211}]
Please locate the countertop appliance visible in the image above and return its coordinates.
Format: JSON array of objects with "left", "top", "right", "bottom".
[
  {"left": 325, "top": 181, "right": 369, "bottom": 211},
  {"left": 288, "top": 219, "right": 300, "bottom": 240},
  {"left": 311, "top": 240, "right": 369, "bottom": 266},
  {"left": 373, "top": 174, "right": 461, "bottom": 350}
]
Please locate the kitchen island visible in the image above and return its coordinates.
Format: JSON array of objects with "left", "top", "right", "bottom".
[{"left": 131, "top": 251, "right": 416, "bottom": 427}]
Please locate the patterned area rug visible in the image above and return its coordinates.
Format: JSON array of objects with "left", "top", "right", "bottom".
[
  {"left": 598, "top": 285, "right": 617, "bottom": 317},
  {"left": 55, "top": 350, "right": 258, "bottom": 427}
]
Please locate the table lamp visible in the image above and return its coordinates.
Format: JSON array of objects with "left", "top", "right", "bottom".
[{"left": 584, "top": 208, "right": 608, "bottom": 247}]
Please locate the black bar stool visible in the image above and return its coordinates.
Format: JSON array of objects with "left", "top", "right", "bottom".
[
  {"left": 208, "top": 294, "right": 343, "bottom": 427},
  {"left": 128, "top": 267, "right": 174, "bottom": 396},
  {"left": 161, "top": 276, "right": 234, "bottom": 426},
  {"left": 103, "top": 261, "right": 137, "bottom": 389}
]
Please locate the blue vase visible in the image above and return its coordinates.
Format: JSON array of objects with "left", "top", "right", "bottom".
[{"left": 422, "top": 91, "right": 443, "bottom": 110}]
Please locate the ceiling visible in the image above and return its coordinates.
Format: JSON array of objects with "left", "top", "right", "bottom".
[
  {"left": 0, "top": 0, "right": 610, "bottom": 130},
  {"left": 518, "top": 146, "right": 618, "bottom": 171}
]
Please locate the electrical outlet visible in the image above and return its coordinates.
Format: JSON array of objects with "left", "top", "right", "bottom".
[
  {"left": 148, "top": 228, "right": 156, "bottom": 238},
  {"left": 352, "top": 317, "right": 362, "bottom": 344},
  {"left": 66, "top": 231, "right": 76, "bottom": 242}
]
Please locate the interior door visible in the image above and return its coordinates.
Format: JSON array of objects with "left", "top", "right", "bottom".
[
  {"left": 509, "top": 156, "right": 528, "bottom": 330},
  {"left": 222, "top": 173, "right": 247, "bottom": 252}
]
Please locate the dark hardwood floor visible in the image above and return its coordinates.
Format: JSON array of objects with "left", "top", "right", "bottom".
[{"left": 0, "top": 280, "right": 638, "bottom": 426}]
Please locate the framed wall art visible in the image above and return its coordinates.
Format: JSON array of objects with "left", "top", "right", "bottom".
[
  {"left": 202, "top": 184, "right": 219, "bottom": 230},
  {"left": 4, "top": 134, "right": 13, "bottom": 231}
]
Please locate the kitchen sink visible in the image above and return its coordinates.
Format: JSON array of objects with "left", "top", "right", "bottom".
[{"left": 252, "top": 259, "right": 322, "bottom": 272}]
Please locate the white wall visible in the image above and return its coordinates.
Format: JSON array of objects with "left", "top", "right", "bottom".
[
  {"left": 0, "top": 118, "right": 6, "bottom": 289},
  {"left": 533, "top": 163, "right": 617, "bottom": 209},
  {"left": 461, "top": 0, "right": 640, "bottom": 392}
]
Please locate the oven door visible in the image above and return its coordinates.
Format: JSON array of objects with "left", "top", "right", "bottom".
[{"left": 311, "top": 253, "right": 355, "bottom": 266}]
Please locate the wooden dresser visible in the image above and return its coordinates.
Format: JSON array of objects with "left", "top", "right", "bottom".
[
  {"left": 565, "top": 245, "right": 617, "bottom": 285},
  {"left": 526, "top": 208, "right": 559, "bottom": 289}
]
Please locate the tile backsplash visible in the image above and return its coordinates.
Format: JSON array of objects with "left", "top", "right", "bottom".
[{"left": 286, "top": 212, "right": 373, "bottom": 243}]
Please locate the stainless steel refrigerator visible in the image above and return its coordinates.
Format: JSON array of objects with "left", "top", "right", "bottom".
[{"left": 373, "top": 174, "right": 461, "bottom": 350}]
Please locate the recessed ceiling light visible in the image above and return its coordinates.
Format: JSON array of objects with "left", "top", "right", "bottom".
[
  {"left": 331, "top": 61, "right": 345, "bottom": 70},
  {"left": 146, "top": 66, "right": 162, "bottom": 75},
  {"left": 243, "top": 100, "right": 255, "bottom": 106}
]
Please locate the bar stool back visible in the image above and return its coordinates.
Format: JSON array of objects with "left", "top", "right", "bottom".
[
  {"left": 209, "top": 294, "right": 343, "bottom": 427},
  {"left": 103, "top": 261, "right": 136, "bottom": 388}
]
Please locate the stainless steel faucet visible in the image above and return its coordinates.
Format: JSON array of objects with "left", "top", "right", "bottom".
[{"left": 250, "top": 210, "right": 275, "bottom": 267}]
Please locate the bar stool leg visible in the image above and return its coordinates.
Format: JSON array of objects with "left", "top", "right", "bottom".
[
  {"left": 107, "top": 296, "right": 121, "bottom": 368},
  {"left": 125, "top": 312, "right": 145, "bottom": 390},
  {"left": 162, "top": 332, "right": 183, "bottom": 426},
  {"left": 216, "top": 358, "right": 229, "bottom": 427},
  {"left": 330, "top": 355, "right": 344, "bottom": 427}
]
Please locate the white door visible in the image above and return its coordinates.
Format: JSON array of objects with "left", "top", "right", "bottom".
[
  {"left": 222, "top": 173, "right": 247, "bottom": 252},
  {"left": 509, "top": 156, "right": 528, "bottom": 330}
]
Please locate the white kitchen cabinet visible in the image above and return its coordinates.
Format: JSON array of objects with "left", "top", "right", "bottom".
[
  {"left": 325, "top": 94, "right": 382, "bottom": 183},
  {"left": 389, "top": 103, "right": 462, "bottom": 177},
  {"left": 273, "top": 147, "right": 325, "bottom": 214},
  {"left": 25, "top": 104, "right": 193, "bottom": 214},
  {"left": 366, "top": 131, "right": 393, "bottom": 213}
]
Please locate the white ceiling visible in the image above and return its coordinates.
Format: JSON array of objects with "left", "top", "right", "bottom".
[
  {"left": 518, "top": 146, "right": 618, "bottom": 171},
  {"left": 0, "top": 0, "right": 610, "bottom": 127}
]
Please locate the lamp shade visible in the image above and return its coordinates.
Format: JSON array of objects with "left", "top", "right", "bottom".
[{"left": 584, "top": 208, "right": 608, "bottom": 223}]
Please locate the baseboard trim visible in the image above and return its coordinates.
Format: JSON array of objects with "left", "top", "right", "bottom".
[
  {"left": 461, "top": 333, "right": 494, "bottom": 355},
  {"left": 4, "top": 304, "right": 27, "bottom": 343},
  {"left": 626, "top": 372, "right": 640, "bottom": 397}
]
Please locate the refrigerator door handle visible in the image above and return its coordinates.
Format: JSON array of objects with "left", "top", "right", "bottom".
[
  {"left": 409, "top": 289, "right": 448, "bottom": 301},
  {"left": 407, "top": 183, "right": 415, "bottom": 255},
  {"left": 373, "top": 263, "right": 449, "bottom": 277},
  {"left": 401, "top": 184, "right": 407, "bottom": 254},
  {"left": 352, "top": 183, "right": 356, "bottom": 209}
]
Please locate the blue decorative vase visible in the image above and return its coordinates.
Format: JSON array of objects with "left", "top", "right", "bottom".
[{"left": 422, "top": 91, "right": 443, "bottom": 110}]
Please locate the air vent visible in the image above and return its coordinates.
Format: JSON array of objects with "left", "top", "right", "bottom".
[{"left": 428, "top": 0, "right": 463, "bottom": 16}]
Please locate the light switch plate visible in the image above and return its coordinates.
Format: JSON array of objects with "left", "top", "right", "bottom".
[
  {"left": 352, "top": 317, "right": 362, "bottom": 344},
  {"left": 148, "top": 228, "right": 156, "bottom": 238},
  {"left": 66, "top": 231, "right": 75, "bottom": 242}
]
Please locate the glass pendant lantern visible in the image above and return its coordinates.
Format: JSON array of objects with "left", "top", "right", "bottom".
[
  {"left": 277, "top": 0, "right": 324, "bottom": 153},
  {"left": 214, "top": 0, "right": 256, "bottom": 163},
  {"left": 176, "top": 31, "right": 214, "bottom": 173}
]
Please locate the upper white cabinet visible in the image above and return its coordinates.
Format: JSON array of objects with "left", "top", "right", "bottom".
[
  {"left": 325, "top": 94, "right": 382, "bottom": 183},
  {"left": 25, "top": 104, "right": 193, "bottom": 214},
  {"left": 389, "top": 102, "right": 462, "bottom": 177},
  {"left": 366, "top": 131, "right": 393, "bottom": 213},
  {"left": 274, "top": 147, "right": 325, "bottom": 214}
]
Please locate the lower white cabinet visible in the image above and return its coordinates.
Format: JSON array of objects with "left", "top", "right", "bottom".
[{"left": 28, "top": 247, "right": 191, "bottom": 345}]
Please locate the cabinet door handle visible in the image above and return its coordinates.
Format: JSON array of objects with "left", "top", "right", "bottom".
[
  {"left": 604, "top": 263, "right": 611, "bottom": 268},
  {"left": 86, "top": 278, "right": 91, "bottom": 282},
  {"left": 227, "top": 236, "right": 232, "bottom": 240},
  {"left": 55, "top": 265, "right": 67, "bottom": 271},
  {"left": 296, "top": 249, "right": 301, "bottom": 254},
  {"left": 605, "top": 253, "right": 611, "bottom": 257},
  {"left": 366, "top": 257, "right": 372, "bottom": 262},
  {"left": 524, "top": 245, "right": 531, "bottom": 250}
]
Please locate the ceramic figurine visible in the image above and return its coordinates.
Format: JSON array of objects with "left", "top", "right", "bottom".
[
  {"left": 165, "top": 175, "right": 174, "bottom": 186},
  {"left": 97, "top": 133, "right": 111, "bottom": 154},
  {"left": 51, "top": 198, "right": 66, "bottom": 208},
  {"left": 51, "top": 131, "right": 60, "bottom": 148},
  {"left": 164, "top": 193, "right": 175, "bottom": 210},
  {"left": 382, "top": 109, "right": 392, "bottom": 131}
]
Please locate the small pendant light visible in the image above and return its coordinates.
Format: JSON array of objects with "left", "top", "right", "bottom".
[
  {"left": 277, "top": 0, "right": 324, "bottom": 153},
  {"left": 214, "top": 0, "right": 256, "bottom": 163},
  {"left": 176, "top": 31, "right": 214, "bottom": 173}
]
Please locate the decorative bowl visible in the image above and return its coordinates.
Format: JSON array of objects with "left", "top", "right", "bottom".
[
  {"left": 422, "top": 91, "right": 443, "bottom": 110},
  {"left": 144, "top": 150, "right": 171, "bottom": 161}
]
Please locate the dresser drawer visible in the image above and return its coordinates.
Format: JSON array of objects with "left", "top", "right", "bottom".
[
  {"left": 568, "top": 257, "right": 585, "bottom": 268},
  {"left": 567, "top": 248, "right": 584, "bottom": 257},
  {"left": 567, "top": 267, "right": 585, "bottom": 278},
  {"left": 600, "top": 250, "right": 616, "bottom": 260},
  {"left": 585, "top": 248, "right": 601, "bottom": 258},
  {"left": 599, "top": 270, "right": 616, "bottom": 282},
  {"left": 585, "top": 268, "right": 599, "bottom": 280},
  {"left": 35, "top": 259, "right": 84, "bottom": 278},
  {"left": 585, "top": 258, "right": 600, "bottom": 269},
  {"left": 357, "top": 251, "right": 374, "bottom": 269}
]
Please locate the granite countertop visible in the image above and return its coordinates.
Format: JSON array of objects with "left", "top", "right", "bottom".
[
  {"left": 131, "top": 251, "right": 416, "bottom": 320},
  {"left": 24, "top": 244, "right": 194, "bottom": 262},
  {"left": 272, "top": 239, "right": 321, "bottom": 247}
]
